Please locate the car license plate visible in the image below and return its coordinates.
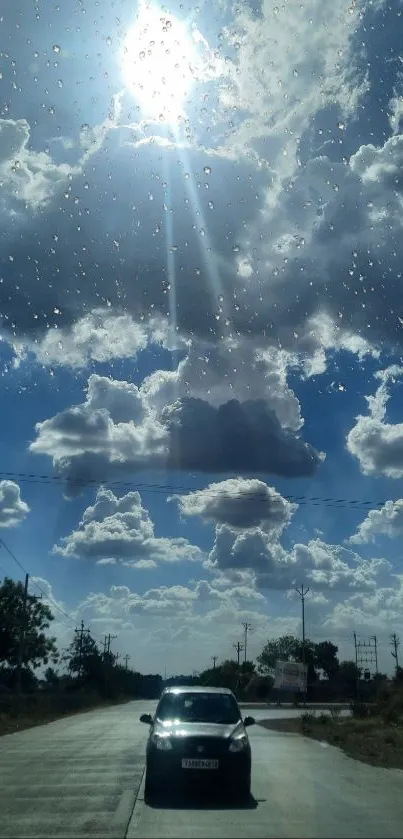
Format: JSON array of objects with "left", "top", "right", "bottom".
[{"left": 181, "top": 759, "right": 219, "bottom": 769}]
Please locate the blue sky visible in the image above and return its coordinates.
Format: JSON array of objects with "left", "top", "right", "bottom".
[{"left": 1, "top": 0, "right": 403, "bottom": 676}]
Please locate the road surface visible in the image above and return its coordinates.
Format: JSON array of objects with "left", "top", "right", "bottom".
[{"left": 1, "top": 701, "right": 403, "bottom": 838}]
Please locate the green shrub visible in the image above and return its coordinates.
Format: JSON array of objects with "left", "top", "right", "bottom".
[
  {"left": 300, "top": 711, "right": 316, "bottom": 731},
  {"left": 380, "top": 688, "right": 403, "bottom": 724},
  {"left": 350, "top": 700, "right": 369, "bottom": 718}
]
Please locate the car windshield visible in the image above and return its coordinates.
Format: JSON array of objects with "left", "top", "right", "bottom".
[{"left": 156, "top": 692, "right": 240, "bottom": 724}]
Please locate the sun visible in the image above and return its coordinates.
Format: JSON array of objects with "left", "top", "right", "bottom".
[{"left": 122, "top": 4, "right": 198, "bottom": 123}]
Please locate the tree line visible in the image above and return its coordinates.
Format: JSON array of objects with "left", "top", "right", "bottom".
[
  {"left": 198, "top": 635, "right": 401, "bottom": 702},
  {"left": 0, "top": 577, "right": 162, "bottom": 701},
  {"left": 1, "top": 576, "right": 401, "bottom": 706}
]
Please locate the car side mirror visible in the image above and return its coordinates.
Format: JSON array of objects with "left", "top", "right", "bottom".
[
  {"left": 244, "top": 716, "right": 255, "bottom": 727},
  {"left": 140, "top": 713, "right": 153, "bottom": 725}
]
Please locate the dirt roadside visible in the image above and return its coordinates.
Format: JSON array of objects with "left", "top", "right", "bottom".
[{"left": 259, "top": 715, "right": 403, "bottom": 770}]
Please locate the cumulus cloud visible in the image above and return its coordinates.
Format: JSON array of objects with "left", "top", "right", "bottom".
[
  {"left": 0, "top": 481, "right": 30, "bottom": 528},
  {"left": 322, "top": 579, "right": 403, "bottom": 634},
  {"left": 32, "top": 310, "right": 149, "bottom": 369},
  {"left": 1, "top": 2, "right": 403, "bottom": 376},
  {"left": 206, "top": 525, "right": 394, "bottom": 593},
  {"left": 347, "top": 366, "right": 403, "bottom": 477},
  {"left": 220, "top": 0, "right": 365, "bottom": 164},
  {"left": 53, "top": 486, "right": 203, "bottom": 566},
  {"left": 0, "top": 118, "right": 77, "bottom": 212},
  {"left": 173, "top": 477, "right": 296, "bottom": 532},
  {"left": 349, "top": 499, "right": 403, "bottom": 544},
  {"left": 29, "top": 360, "right": 323, "bottom": 490}
]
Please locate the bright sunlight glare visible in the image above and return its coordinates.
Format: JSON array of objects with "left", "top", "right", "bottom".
[{"left": 122, "top": 4, "right": 199, "bottom": 123}]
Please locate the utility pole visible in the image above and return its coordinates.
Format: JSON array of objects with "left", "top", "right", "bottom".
[
  {"left": 372, "top": 635, "right": 378, "bottom": 675},
  {"left": 103, "top": 633, "right": 117, "bottom": 658},
  {"left": 103, "top": 634, "right": 117, "bottom": 695},
  {"left": 212, "top": 655, "right": 218, "bottom": 669},
  {"left": 123, "top": 654, "right": 131, "bottom": 670},
  {"left": 295, "top": 584, "right": 309, "bottom": 703},
  {"left": 390, "top": 633, "right": 400, "bottom": 675},
  {"left": 353, "top": 632, "right": 360, "bottom": 699},
  {"left": 295, "top": 584, "right": 309, "bottom": 665},
  {"left": 242, "top": 622, "right": 252, "bottom": 663},
  {"left": 16, "top": 573, "right": 29, "bottom": 697},
  {"left": 75, "top": 620, "right": 90, "bottom": 678},
  {"left": 233, "top": 641, "right": 243, "bottom": 666}
]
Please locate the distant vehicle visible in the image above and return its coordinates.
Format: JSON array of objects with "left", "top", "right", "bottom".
[{"left": 140, "top": 685, "right": 255, "bottom": 801}]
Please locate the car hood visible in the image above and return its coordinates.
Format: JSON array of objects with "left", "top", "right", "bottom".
[{"left": 154, "top": 719, "right": 245, "bottom": 739}]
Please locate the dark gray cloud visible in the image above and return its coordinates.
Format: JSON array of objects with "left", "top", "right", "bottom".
[
  {"left": 0, "top": 127, "right": 268, "bottom": 344},
  {"left": 30, "top": 375, "right": 323, "bottom": 490},
  {"left": 162, "top": 397, "right": 322, "bottom": 476}
]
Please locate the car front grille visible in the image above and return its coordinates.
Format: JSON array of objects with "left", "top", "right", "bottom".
[{"left": 178, "top": 736, "right": 228, "bottom": 757}]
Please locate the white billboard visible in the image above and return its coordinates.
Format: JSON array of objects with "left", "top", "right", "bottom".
[{"left": 274, "top": 660, "right": 308, "bottom": 692}]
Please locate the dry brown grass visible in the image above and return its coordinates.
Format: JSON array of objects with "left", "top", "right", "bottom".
[{"left": 259, "top": 713, "right": 403, "bottom": 769}]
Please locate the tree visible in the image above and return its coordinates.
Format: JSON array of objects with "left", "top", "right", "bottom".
[
  {"left": 198, "top": 659, "right": 255, "bottom": 697},
  {"left": 257, "top": 635, "right": 300, "bottom": 674},
  {"left": 0, "top": 577, "right": 58, "bottom": 670},
  {"left": 333, "top": 660, "right": 360, "bottom": 698},
  {"left": 63, "top": 631, "right": 103, "bottom": 685},
  {"left": 44, "top": 666, "right": 60, "bottom": 689},
  {"left": 314, "top": 641, "right": 339, "bottom": 679}
]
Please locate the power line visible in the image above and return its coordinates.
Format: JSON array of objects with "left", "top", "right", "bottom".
[
  {"left": 0, "top": 470, "right": 399, "bottom": 510},
  {"left": 0, "top": 537, "right": 104, "bottom": 642}
]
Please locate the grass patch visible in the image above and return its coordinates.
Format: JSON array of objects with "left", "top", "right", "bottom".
[{"left": 259, "top": 712, "right": 403, "bottom": 770}]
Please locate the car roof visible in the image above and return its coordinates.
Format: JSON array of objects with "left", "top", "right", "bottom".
[{"left": 160, "top": 685, "right": 235, "bottom": 696}]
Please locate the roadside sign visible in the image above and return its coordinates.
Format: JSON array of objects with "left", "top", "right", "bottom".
[{"left": 274, "top": 660, "right": 308, "bottom": 692}]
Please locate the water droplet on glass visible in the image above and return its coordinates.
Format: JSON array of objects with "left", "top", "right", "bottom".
[
  {"left": 208, "top": 200, "right": 214, "bottom": 209},
  {"left": 53, "top": 45, "right": 61, "bottom": 54},
  {"left": 203, "top": 166, "right": 212, "bottom": 175},
  {"left": 232, "top": 244, "right": 241, "bottom": 253}
]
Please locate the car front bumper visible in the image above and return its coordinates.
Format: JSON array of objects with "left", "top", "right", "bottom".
[{"left": 146, "top": 748, "right": 251, "bottom": 787}]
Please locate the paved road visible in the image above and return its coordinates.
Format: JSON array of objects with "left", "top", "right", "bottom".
[
  {"left": 0, "top": 700, "right": 150, "bottom": 838},
  {"left": 1, "top": 701, "right": 403, "bottom": 838}
]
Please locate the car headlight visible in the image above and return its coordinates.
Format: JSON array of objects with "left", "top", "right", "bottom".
[
  {"left": 229, "top": 736, "right": 247, "bottom": 753},
  {"left": 151, "top": 733, "right": 173, "bottom": 751}
]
